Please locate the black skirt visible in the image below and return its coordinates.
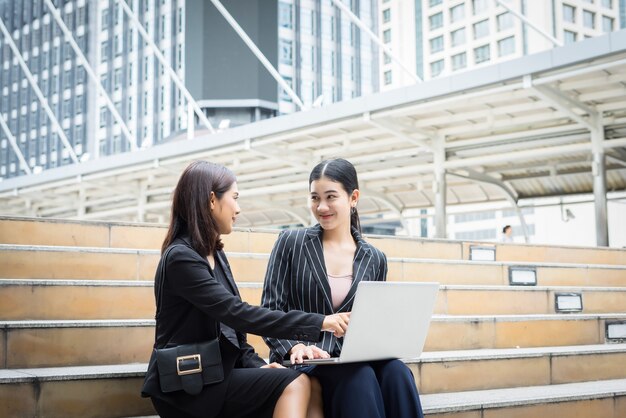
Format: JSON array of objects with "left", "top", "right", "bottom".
[{"left": 151, "top": 367, "right": 301, "bottom": 418}]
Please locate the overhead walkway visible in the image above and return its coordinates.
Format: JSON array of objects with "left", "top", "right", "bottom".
[
  {"left": 1, "top": 216, "right": 626, "bottom": 417},
  {"left": 1, "top": 31, "right": 626, "bottom": 245}
]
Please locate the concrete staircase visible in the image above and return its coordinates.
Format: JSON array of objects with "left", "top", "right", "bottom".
[{"left": 1, "top": 216, "right": 625, "bottom": 417}]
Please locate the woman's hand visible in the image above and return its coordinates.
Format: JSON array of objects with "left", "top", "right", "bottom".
[
  {"left": 261, "top": 362, "right": 286, "bottom": 369},
  {"left": 322, "top": 312, "right": 350, "bottom": 337},
  {"left": 288, "top": 343, "right": 331, "bottom": 365}
]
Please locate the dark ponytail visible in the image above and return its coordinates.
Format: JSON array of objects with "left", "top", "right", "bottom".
[{"left": 309, "top": 158, "right": 361, "bottom": 233}]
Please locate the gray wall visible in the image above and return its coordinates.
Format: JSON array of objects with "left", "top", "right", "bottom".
[{"left": 185, "top": 0, "right": 278, "bottom": 103}]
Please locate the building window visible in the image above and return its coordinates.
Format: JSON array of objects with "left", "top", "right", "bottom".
[
  {"left": 115, "top": 34, "right": 123, "bottom": 56},
  {"left": 429, "top": 0, "right": 442, "bottom": 6},
  {"left": 144, "top": 57, "right": 149, "bottom": 81},
  {"left": 114, "top": 68, "right": 122, "bottom": 90},
  {"left": 601, "top": 0, "right": 612, "bottom": 8},
  {"left": 430, "top": 59, "right": 444, "bottom": 77},
  {"left": 450, "top": 4, "right": 465, "bottom": 23},
  {"left": 280, "top": 76, "right": 293, "bottom": 101},
  {"left": 474, "top": 44, "right": 490, "bottom": 64},
  {"left": 451, "top": 28, "right": 466, "bottom": 47},
  {"left": 497, "top": 12, "right": 514, "bottom": 31},
  {"left": 99, "top": 107, "right": 107, "bottom": 127},
  {"left": 429, "top": 12, "right": 443, "bottom": 30},
  {"left": 100, "top": 41, "right": 108, "bottom": 63},
  {"left": 451, "top": 52, "right": 466, "bottom": 70},
  {"left": 473, "top": 0, "right": 488, "bottom": 14},
  {"left": 602, "top": 16, "right": 614, "bottom": 32},
  {"left": 564, "top": 30, "right": 577, "bottom": 44},
  {"left": 160, "top": 15, "right": 167, "bottom": 40},
  {"left": 498, "top": 36, "right": 515, "bottom": 56},
  {"left": 382, "top": 9, "right": 391, "bottom": 23},
  {"left": 101, "top": 8, "right": 109, "bottom": 28},
  {"left": 63, "top": 100, "right": 71, "bottom": 118},
  {"left": 473, "top": 19, "right": 489, "bottom": 39},
  {"left": 583, "top": 10, "right": 595, "bottom": 28},
  {"left": 279, "top": 2, "right": 293, "bottom": 29},
  {"left": 279, "top": 39, "right": 293, "bottom": 65},
  {"left": 563, "top": 4, "right": 575, "bottom": 23},
  {"left": 430, "top": 35, "right": 444, "bottom": 53},
  {"left": 383, "top": 29, "right": 391, "bottom": 43},
  {"left": 384, "top": 70, "right": 392, "bottom": 85}
]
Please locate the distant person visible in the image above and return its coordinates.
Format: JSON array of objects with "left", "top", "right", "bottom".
[
  {"left": 141, "top": 161, "right": 350, "bottom": 418},
  {"left": 501, "top": 225, "right": 514, "bottom": 243}
]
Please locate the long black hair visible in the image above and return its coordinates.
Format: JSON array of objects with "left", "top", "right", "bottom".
[
  {"left": 309, "top": 158, "right": 361, "bottom": 233},
  {"left": 162, "top": 161, "right": 236, "bottom": 256}
]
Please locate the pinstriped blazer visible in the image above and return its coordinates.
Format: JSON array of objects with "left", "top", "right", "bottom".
[{"left": 261, "top": 224, "right": 388, "bottom": 363}]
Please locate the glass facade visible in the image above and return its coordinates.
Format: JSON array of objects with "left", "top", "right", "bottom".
[{"left": 276, "top": 0, "right": 378, "bottom": 114}]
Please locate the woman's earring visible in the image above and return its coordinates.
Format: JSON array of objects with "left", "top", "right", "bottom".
[{"left": 351, "top": 206, "right": 356, "bottom": 214}]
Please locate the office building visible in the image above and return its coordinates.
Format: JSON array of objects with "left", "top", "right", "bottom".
[
  {"left": 0, "top": 0, "right": 380, "bottom": 180},
  {"left": 379, "top": 0, "right": 625, "bottom": 89}
]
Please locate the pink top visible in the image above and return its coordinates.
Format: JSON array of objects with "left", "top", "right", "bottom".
[{"left": 328, "top": 273, "right": 353, "bottom": 310}]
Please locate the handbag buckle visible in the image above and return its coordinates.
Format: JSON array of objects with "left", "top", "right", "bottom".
[{"left": 176, "top": 354, "right": 202, "bottom": 376}]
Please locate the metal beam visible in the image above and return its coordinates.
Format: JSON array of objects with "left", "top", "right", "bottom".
[
  {"left": 364, "top": 113, "right": 432, "bottom": 149},
  {"left": 116, "top": 0, "right": 216, "bottom": 134},
  {"left": 530, "top": 84, "right": 596, "bottom": 130},
  {"left": 432, "top": 138, "right": 446, "bottom": 238},
  {"left": 591, "top": 120, "right": 609, "bottom": 246},
  {"left": 448, "top": 169, "right": 530, "bottom": 243},
  {"left": 0, "top": 15, "right": 79, "bottom": 164},
  {"left": 329, "top": 0, "right": 422, "bottom": 83},
  {"left": 0, "top": 114, "right": 31, "bottom": 175},
  {"left": 494, "top": 0, "right": 563, "bottom": 47},
  {"left": 43, "top": 0, "right": 137, "bottom": 152},
  {"left": 360, "top": 187, "right": 408, "bottom": 232},
  {"left": 209, "top": 0, "right": 306, "bottom": 110}
]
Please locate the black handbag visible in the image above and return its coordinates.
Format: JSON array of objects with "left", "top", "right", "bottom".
[{"left": 154, "top": 245, "right": 224, "bottom": 395}]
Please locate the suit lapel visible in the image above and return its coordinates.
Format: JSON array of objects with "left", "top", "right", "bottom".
[
  {"left": 337, "top": 228, "right": 373, "bottom": 312},
  {"left": 303, "top": 226, "right": 334, "bottom": 312},
  {"left": 215, "top": 250, "right": 240, "bottom": 297}
]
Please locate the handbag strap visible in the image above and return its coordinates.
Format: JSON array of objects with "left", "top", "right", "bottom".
[
  {"left": 154, "top": 243, "right": 220, "bottom": 337},
  {"left": 155, "top": 244, "right": 181, "bottom": 320}
]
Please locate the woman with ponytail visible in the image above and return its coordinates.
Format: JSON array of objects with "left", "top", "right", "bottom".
[{"left": 261, "top": 158, "right": 424, "bottom": 418}]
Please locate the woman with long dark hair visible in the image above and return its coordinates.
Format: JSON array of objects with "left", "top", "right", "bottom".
[
  {"left": 261, "top": 158, "right": 424, "bottom": 418},
  {"left": 141, "top": 161, "right": 350, "bottom": 418}
]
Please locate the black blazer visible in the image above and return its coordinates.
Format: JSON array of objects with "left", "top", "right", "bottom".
[
  {"left": 261, "top": 225, "right": 387, "bottom": 363},
  {"left": 141, "top": 234, "right": 325, "bottom": 416}
]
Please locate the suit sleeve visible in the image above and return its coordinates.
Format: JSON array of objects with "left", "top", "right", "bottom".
[
  {"left": 237, "top": 334, "right": 267, "bottom": 368},
  {"left": 166, "top": 245, "right": 324, "bottom": 342},
  {"left": 379, "top": 251, "right": 388, "bottom": 282},
  {"left": 261, "top": 230, "right": 304, "bottom": 361}
]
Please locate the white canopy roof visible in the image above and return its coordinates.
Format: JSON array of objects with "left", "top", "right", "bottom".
[{"left": 1, "top": 31, "right": 625, "bottom": 229}]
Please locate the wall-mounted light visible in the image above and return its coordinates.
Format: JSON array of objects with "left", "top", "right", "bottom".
[
  {"left": 508, "top": 266, "right": 537, "bottom": 286},
  {"left": 555, "top": 292, "right": 583, "bottom": 313},
  {"left": 469, "top": 245, "right": 496, "bottom": 261},
  {"left": 606, "top": 322, "right": 626, "bottom": 342}
]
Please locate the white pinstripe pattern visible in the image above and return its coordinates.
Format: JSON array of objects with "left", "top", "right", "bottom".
[{"left": 261, "top": 224, "right": 388, "bottom": 363}]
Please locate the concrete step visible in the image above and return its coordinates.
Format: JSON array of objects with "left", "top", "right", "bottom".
[
  {"left": 0, "top": 364, "right": 154, "bottom": 418},
  {"left": 2, "top": 314, "right": 626, "bottom": 368},
  {"left": 0, "top": 280, "right": 155, "bottom": 320},
  {"left": 410, "top": 344, "right": 626, "bottom": 394},
  {"left": 2, "top": 244, "right": 625, "bottom": 287},
  {"left": 422, "top": 378, "right": 626, "bottom": 417},
  {"left": 0, "top": 320, "right": 154, "bottom": 368},
  {"left": 3, "top": 216, "right": 626, "bottom": 265},
  {"left": 2, "top": 361, "right": 624, "bottom": 417},
  {"left": 2, "top": 280, "right": 626, "bottom": 320}
]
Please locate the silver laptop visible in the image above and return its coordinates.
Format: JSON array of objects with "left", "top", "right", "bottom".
[{"left": 284, "top": 281, "right": 439, "bottom": 366}]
